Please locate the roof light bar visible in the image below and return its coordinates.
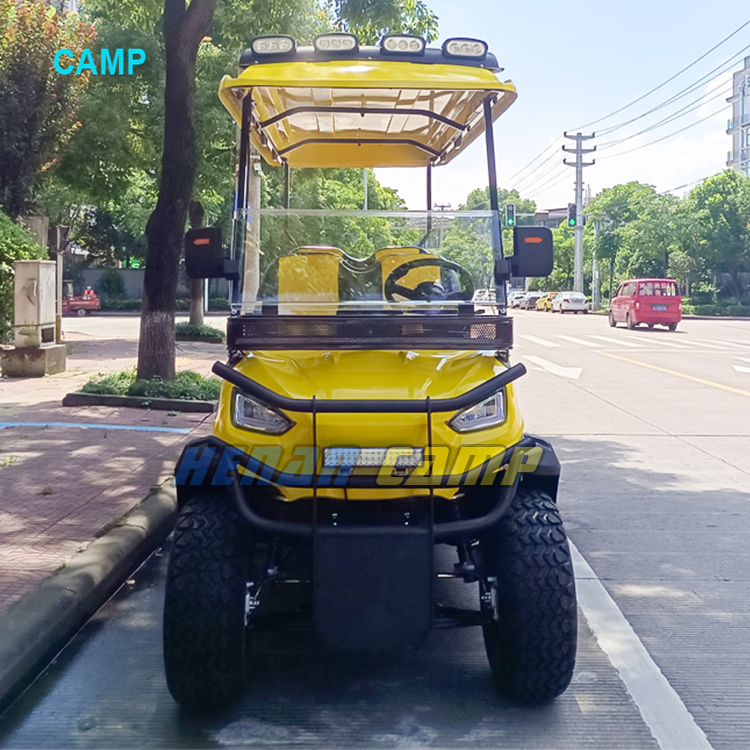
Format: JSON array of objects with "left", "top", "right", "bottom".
[
  {"left": 380, "top": 35, "right": 426, "bottom": 55},
  {"left": 314, "top": 33, "right": 359, "bottom": 53},
  {"left": 442, "top": 38, "right": 488, "bottom": 59},
  {"left": 251, "top": 35, "right": 296, "bottom": 56}
]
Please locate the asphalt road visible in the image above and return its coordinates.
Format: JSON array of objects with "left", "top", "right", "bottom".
[{"left": 2, "top": 312, "right": 750, "bottom": 750}]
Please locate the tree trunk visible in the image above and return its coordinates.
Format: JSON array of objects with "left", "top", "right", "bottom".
[
  {"left": 188, "top": 200, "right": 205, "bottom": 326},
  {"left": 137, "top": 0, "right": 217, "bottom": 380}
]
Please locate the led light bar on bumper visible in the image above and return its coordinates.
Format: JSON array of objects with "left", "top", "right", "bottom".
[
  {"left": 448, "top": 391, "right": 505, "bottom": 432},
  {"left": 442, "top": 38, "right": 488, "bottom": 59},
  {"left": 314, "top": 33, "right": 358, "bottom": 53},
  {"left": 251, "top": 35, "right": 296, "bottom": 56},
  {"left": 380, "top": 35, "right": 426, "bottom": 55},
  {"left": 234, "top": 390, "right": 294, "bottom": 434},
  {"left": 323, "top": 447, "right": 424, "bottom": 469}
]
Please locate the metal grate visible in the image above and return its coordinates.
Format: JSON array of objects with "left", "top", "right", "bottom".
[{"left": 227, "top": 313, "right": 513, "bottom": 351}]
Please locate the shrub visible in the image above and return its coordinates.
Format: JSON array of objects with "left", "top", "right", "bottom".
[
  {"left": 0, "top": 209, "right": 46, "bottom": 343},
  {"left": 81, "top": 369, "right": 222, "bottom": 400},
  {"left": 97, "top": 268, "right": 126, "bottom": 298},
  {"left": 175, "top": 322, "right": 224, "bottom": 340}
]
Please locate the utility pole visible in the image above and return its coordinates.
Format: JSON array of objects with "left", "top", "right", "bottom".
[{"left": 563, "top": 132, "right": 595, "bottom": 293}]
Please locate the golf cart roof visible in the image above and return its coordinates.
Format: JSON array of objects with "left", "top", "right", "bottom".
[{"left": 218, "top": 37, "right": 517, "bottom": 169}]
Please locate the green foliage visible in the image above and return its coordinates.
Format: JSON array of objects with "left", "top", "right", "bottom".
[
  {"left": 96, "top": 267, "right": 126, "bottom": 298},
  {"left": 0, "top": 208, "right": 46, "bottom": 342},
  {"left": 0, "top": 1, "right": 96, "bottom": 217},
  {"left": 81, "top": 368, "right": 222, "bottom": 400},
  {"left": 331, "top": 0, "right": 439, "bottom": 43},
  {"left": 175, "top": 322, "right": 224, "bottom": 339}
]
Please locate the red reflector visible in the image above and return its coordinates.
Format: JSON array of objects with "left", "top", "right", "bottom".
[
  {"left": 524, "top": 236, "right": 543, "bottom": 244},
  {"left": 193, "top": 238, "right": 210, "bottom": 245}
]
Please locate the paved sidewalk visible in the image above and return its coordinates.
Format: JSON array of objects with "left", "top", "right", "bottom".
[{"left": 0, "top": 316, "right": 222, "bottom": 615}]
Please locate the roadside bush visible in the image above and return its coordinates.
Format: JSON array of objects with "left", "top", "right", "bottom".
[
  {"left": 175, "top": 322, "right": 224, "bottom": 340},
  {"left": 97, "top": 268, "right": 126, "bottom": 298},
  {"left": 81, "top": 368, "right": 222, "bottom": 400},
  {"left": 98, "top": 297, "right": 230, "bottom": 312},
  {"left": 0, "top": 209, "right": 46, "bottom": 343},
  {"left": 690, "top": 303, "right": 750, "bottom": 317}
]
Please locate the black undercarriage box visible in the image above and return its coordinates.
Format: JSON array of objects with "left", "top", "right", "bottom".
[{"left": 313, "top": 525, "right": 433, "bottom": 650}]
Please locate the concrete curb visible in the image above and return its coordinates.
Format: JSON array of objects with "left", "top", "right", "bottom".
[
  {"left": 62, "top": 392, "right": 216, "bottom": 413},
  {"left": 0, "top": 487, "right": 178, "bottom": 716}
]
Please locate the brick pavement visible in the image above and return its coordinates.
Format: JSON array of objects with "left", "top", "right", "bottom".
[{"left": 0, "top": 316, "right": 223, "bottom": 614}]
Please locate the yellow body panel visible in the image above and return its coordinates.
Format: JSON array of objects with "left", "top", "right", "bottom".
[{"left": 213, "top": 349, "right": 525, "bottom": 501}]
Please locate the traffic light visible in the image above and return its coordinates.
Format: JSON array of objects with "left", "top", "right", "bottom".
[
  {"left": 567, "top": 203, "right": 577, "bottom": 227},
  {"left": 505, "top": 203, "right": 516, "bottom": 227}
]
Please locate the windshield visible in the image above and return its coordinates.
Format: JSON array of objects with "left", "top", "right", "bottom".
[{"left": 231, "top": 209, "right": 499, "bottom": 316}]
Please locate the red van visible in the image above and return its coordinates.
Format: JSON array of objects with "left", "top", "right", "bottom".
[{"left": 609, "top": 278, "right": 682, "bottom": 331}]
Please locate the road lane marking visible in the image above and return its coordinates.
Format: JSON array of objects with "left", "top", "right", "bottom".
[
  {"left": 518, "top": 335, "right": 561, "bottom": 348},
  {"left": 0, "top": 421, "right": 192, "bottom": 434},
  {"left": 733, "top": 364, "right": 750, "bottom": 373},
  {"left": 555, "top": 335, "right": 602, "bottom": 347},
  {"left": 599, "top": 352, "right": 750, "bottom": 398},
  {"left": 571, "top": 542, "right": 714, "bottom": 750},
  {"left": 685, "top": 340, "right": 729, "bottom": 350},
  {"left": 697, "top": 339, "right": 747, "bottom": 349},
  {"left": 736, "top": 356, "right": 750, "bottom": 363},
  {"left": 622, "top": 336, "right": 689, "bottom": 349},
  {"left": 589, "top": 335, "right": 642, "bottom": 348},
  {"left": 522, "top": 355, "right": 582, "bottom": 380},
  {"left": 730, "top": 339, "right": 750, "bottom": 347}
]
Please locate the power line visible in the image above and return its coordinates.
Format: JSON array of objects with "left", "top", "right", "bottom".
[
  {"left": 512, "top": 150, "right": 568, "bottom": 191},
  {"left": 597, "top": 103, "right": 730, "bottom": 161},
  {"left": 594, "top": 41, "right": 750, "bottom": 138},
  {"left": 513, "top": 161, "right": 569, "bottom": 193},
  {"left": 596, "top": 82, "right": 732, "bottom": 151},
  {"left": 501, "top": 137, "right": 564, "bottom": 184},
  {"left": 572, "top": 17, "right": 750, "bottom": 130}
]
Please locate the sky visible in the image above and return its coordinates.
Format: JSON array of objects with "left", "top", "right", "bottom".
[{"left": 374, "top": 0, "right": 748, "bottom": 211}]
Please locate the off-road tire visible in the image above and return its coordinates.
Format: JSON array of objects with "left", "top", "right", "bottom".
[
  {"left": 163, "top": 494, "right": 252, "bottom": 710},
  {"left": 480, "top": 489, "right": 577, "bottom": 703}
]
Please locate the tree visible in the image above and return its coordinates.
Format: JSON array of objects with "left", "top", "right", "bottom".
[
  {"left": 136, "top": 0, "right": 218, "bottom": 380},
  {"left": 0, "top": 0, "right": 95, "bottom": 217},
  {"left": 684, "top": 170, "right": 750, "bottom": 299}
]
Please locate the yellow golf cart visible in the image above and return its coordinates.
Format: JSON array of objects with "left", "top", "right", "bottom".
[{"left": 167, "top": 32, "right": 576, "bottom": 710}]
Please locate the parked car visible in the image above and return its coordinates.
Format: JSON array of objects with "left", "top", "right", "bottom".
[
  {"left": 519, "top": 292, "right": 544, "bottom": 310},
  {"left": 508, "top": 290, "right": 526, "bottom": 308},
  {"left": 551, "top": 292, "right": 587, "bottom": 314},
  {"left": 535, "top": 292, "right": 557, "bottom": 312},
  {"left": 609, "top": 278, "right": 682, "bottom": 331}
]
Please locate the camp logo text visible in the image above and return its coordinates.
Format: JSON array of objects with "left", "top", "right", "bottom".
[
  {"left": 175, "top": 444, "right": 543, "bottom": 488},
  {"left": 54, "top": 49, "right": 146, "bottom": 76}
]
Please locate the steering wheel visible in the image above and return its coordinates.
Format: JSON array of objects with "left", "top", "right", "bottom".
[{"left": 383, "top": 256, "right": 475, "bottom": 302}]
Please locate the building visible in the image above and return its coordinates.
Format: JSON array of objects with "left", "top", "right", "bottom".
[{"left": 727, "top": 56, "right": 750, "bottom": 176}]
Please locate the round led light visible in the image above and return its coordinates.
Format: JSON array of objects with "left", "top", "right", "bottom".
[
  {"left": 398, "top": 39, "right": 408, "bottom": 50},
  {"left": 318, "top": 38, "right": 330, "bottom": 50},
  {"left": 409, "top": 40, "right": 421, "bottom": 51},
  {"left": 386, "top": 38, "right": 398, "bottom": 50}
]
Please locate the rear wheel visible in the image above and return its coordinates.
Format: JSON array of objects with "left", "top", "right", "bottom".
[
  {"left": 626, "top": 313, "right": 635, "bottom": 330},
  {"left": 479, "top": 489, "right": 577, "bottom": 703},
  {"left": 608, "top": 311, "right": 616, "bottom": 327},
  {"left": 668, "top": 322, "right": 678, "bottom": 332},
  {"left": 76, "top": 308, "right": 87, "bottom": 317},
  {"left": 163, "top": 494, "right": 253, "bottom": 710}
]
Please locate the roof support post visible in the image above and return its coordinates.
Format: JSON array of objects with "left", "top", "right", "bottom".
[
  {"left": 484, "top": 96, "right": 508, "bottom": 312},
  {"left": 426, "top": 162, "right": 433, "bottom": 233}
]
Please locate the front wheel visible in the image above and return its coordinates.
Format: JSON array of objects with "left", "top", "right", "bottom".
[
  {"left": 479, "top": 489, "right": 577, "bottom": 703},
  {"left": 163, "top": 494, "right": 253, "bottom": 710}
]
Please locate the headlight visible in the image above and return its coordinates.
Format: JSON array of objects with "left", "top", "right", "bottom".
[
  {"left": 233, "top": 390, "right": 294, "bottom": 434},
  {"left": 448, "top": 391, "right": 505, "bottom": 433}
]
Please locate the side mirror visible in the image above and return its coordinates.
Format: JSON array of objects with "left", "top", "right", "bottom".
[
  {"left": 510, "top": 226, "right": 554, "bottom": 278},
  {"left": 184, "top": 227, "right": 240, "bottom": 280}
]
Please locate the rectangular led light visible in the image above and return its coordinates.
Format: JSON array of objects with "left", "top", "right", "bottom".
[
  {"left": 381, "top": 35, "right": 426, "bottom": 55},
  {"left": 442, "top": 38, "right": 488, "bottom": 59},
  {"left": 323, "top": 447, "right": 424, "bottom": 469},
  {"left": 314, "top": 33, "right": 358, "bottom": 53},
  {"left": 251, "top": 35, "right": 296, "bottom": 56}
]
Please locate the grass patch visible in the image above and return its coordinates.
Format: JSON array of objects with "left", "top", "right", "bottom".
[
  {"left": 81, "top": 369, "right": 221, "bottom": 401},
  {"left": 175, "top": 322, "right": 224, "bottom": 340}
]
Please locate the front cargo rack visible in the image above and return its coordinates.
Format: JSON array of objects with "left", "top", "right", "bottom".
[{"left": 227, "top": 313, "right": 513, "bottom": 351}]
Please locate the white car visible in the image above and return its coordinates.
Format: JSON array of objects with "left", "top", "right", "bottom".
[
  {"left": 552, "top": 292, "right": 588, "bottom": 313},
  {"left": 508, "top": 290, "right": 525, "bottom": 307}
]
